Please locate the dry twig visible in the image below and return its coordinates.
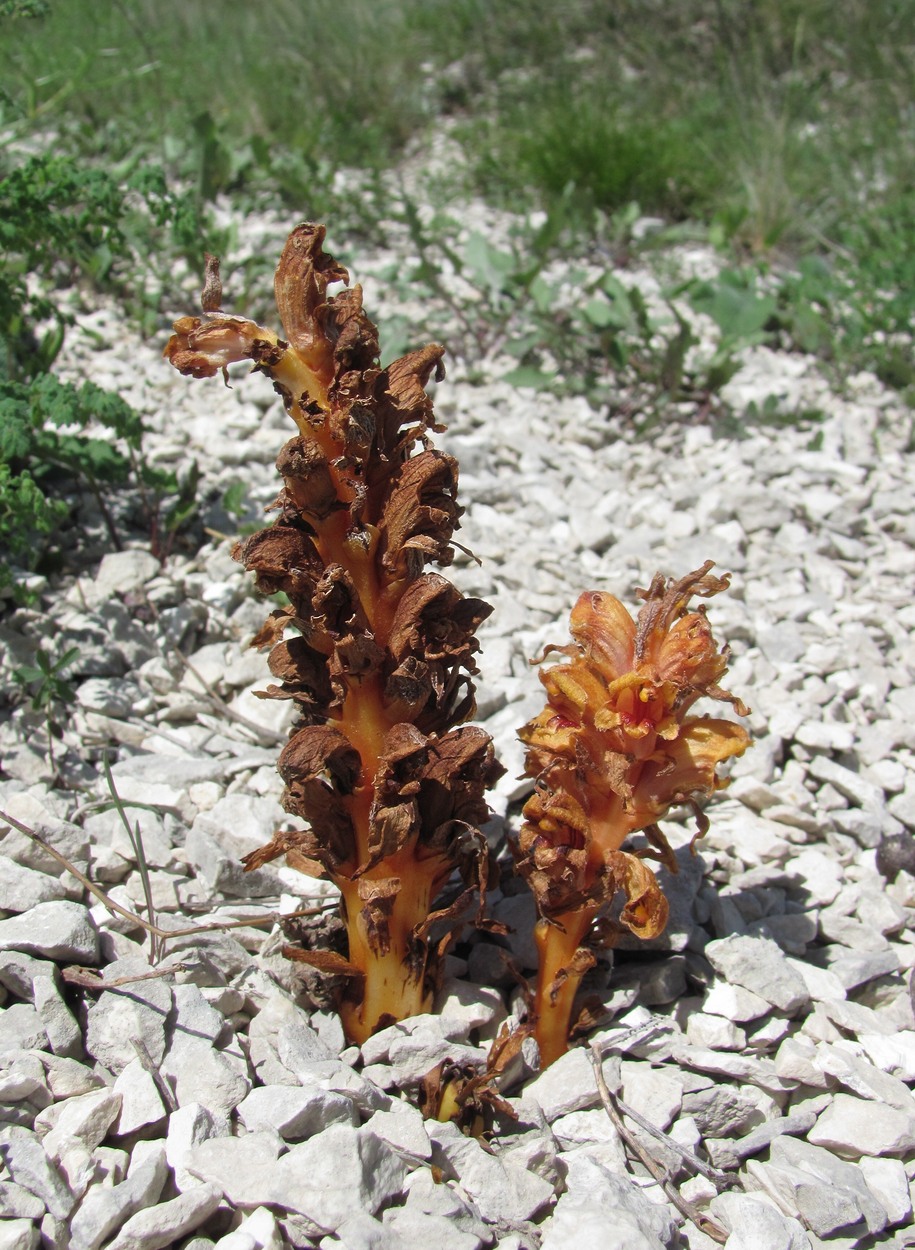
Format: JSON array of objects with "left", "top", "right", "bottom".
[
  {"left": 588, "top": 1043, "right": 729, "bottom": 1245},
  {"left": 0, "top": 807, "right": 330, "bottom": 948}
]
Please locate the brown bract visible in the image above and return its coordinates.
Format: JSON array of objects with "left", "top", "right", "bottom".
[{"left": 166, "top": 224, "right": 502, "bottom": 1044}]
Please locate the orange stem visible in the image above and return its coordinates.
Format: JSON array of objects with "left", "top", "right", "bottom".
[{"left": 533, "top": 906, "right": 598, "bottom": 1068}]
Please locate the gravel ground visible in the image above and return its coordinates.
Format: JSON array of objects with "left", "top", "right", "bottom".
[{"left": 1, "top": 200, "right": 914, "bottom": 1250}]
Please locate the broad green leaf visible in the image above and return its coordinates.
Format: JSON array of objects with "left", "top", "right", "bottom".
[{"left": 502, "top": 365, "right": 556, "bottom": 389}]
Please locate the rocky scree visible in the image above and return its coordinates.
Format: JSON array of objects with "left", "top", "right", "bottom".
[{"left": 0, "top": 202, "right": 914, "bottom": 1249}]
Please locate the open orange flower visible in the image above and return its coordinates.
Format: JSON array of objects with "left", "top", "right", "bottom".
[{"left": 517, "top": 562, "right": 750, "bottom": 1066}]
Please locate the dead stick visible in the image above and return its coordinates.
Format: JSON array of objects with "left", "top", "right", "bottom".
[
  {"left": 0, "top": 808, "right": 329, "bottom": 941},
  {"left": 608, "top": 1087, "right": 732, "bottom": 1187},
  {"left": 62, "top": 964, "right": 189, "bottom": 990},
  {"left": 588, "top": 1043, "right": 729, "bottom": 1245}
]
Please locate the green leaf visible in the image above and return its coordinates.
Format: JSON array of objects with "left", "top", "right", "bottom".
[
  {"left": 582, "top": 297, "right": 625, "bottom": 330},
  {"left": 222, "top": 480, "right": 247, "bottom": 518},
  {"left": 688, "top": 271, "right": 776, "bottom": 341},
  {"left": 502, "top": 365, "right": 556, "bottom": 389},
  {"left": 12, "top": 664, "right": 44, "bottom": 684},
  {"left": 464, "top": 232, "right": 517, "bottom": 302}
]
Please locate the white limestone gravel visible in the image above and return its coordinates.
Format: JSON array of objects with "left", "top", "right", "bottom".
[{"left": 1, "top": 192, "right": 915, "bottom": 1249}]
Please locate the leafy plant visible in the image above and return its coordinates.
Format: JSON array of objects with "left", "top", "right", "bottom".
[
  {"left": 11, "top": 642, "right": 80, "bottom": 778},
  {"left": 0, "top": 152, "right": 208, "bottom": 597}
]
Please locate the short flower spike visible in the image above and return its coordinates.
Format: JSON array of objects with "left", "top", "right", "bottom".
[{"left": 517, "top": 563, "right": 750, "bottom": 1067}]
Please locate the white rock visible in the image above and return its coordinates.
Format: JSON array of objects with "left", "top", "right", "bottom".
[
  {"left": 68, "top": 1145, "right": 168, "bottom": 1250},
  {"left": 0, "top": 1003, "right": 47, "bottom": 1053},
  {"left": 434, "top": 976, "right": 506, "bottom": 1038},
  {"left": 702, "top": 980, "right": 772, "bottom": 1022},
  {"left": 36, "top": 1051, "right": 106, "bottom": 1099},
  {"left": 808, "top": 755, "right": 885, "bottom": 809},
  {"left": 363, "top": 1099, "right": 431, "bottom": 1161},
  {"left": 550, "top": 1110, "right": 627, "bottom": 1170},
  {"left": 518, "top": 1046, "right": 601, "bottom": 1120},
  {"left": 540, "top": 1153, "right": 676, "bottom": 1250},
  {"left": 381, "top": 1207, "right": 481, "bottom": 1250},
  {"left": 0, "top": 951, "right": 56, "bottom": 1000},
  {"left": 786, "top": 848, "right": 845, "bottom": 904},
  {"left": 165, "top": 1103, "right": 230, "bottom": 1192},
  {"left": 808, "top": 1092, "right": 915, "bottom": 1158},
  {"left": 36, "top": 1088, "right": 122, "bottom": 1155},
  {"left": 185, "top": 1131, "right": 284, "bottom": 1206},
  {"left": 267, "top": 1126, "right": 407, "bottom": 1229},
  {"left": 0, "top": 901, "right": 99, "bottom": 963},
  {"left": 32, "top": 974, "right": 82, "bottom": 1058},
  {"left": 0, "top": 1180, "right": 45, "bottom": 1219},
  {"left": 216, "top": 1206, "right": 284, "bottom": 1250},
  {"left": 858, "top": 1156, "right": 912, "bottom": 1228},
  {"left": 427, "top": 1120, "right": 554, "bottom": 1223},
  {"left": 0, "top": 1220, "right": 39, "bottom": 1250},
  {"left": 0, "top": 1125, "right": 75, "bottom": 1219},
  {"left": 83, "top": 960, "right": 171, "bottom": 1074},
  {"left": 783, "top": 956, "right": 846, "bottom": 1002},
  {"left": 856, "top": 1030, "right": 915, "bottom": 1081},
  {"left": 236, "top": 1084, "right": 356, "bottom": 1140},
  {"left": 619, "top": 1060, "right": 683, "bottom": 1130},
  {"left": 763, "top": 1135, "right": 888, "bottom": 1235},
  {"left": 0, "top": 855, "right": 67, "bottom": 912},
  {"left": 710, "top": 1191, "right": 809, "bottom": 1250},
  {"left": 398, "top": 1162, "right": 490, "bottom": 1242},
  {"left": 685, "top": 1011, "right": 747, "bottom": 1051},
  {"left": 104, "top": 1180, "right": 223, "bottom": 1250},
  {"left": 814, "top": 1042, "right": 914, "bottom": 1110},
  {"left": 92, "top": 550, "right": 161, "bottom": 602},
  {"left": 112, "top": 1058, "right": 167, "bottom": 1136},
  {"left": 704, "top": 934, "right": 810, "bottom": 1013}
]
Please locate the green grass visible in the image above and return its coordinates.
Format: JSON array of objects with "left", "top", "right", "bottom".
[
  {"left": 1, "top": 0, "right": 913, "bottom": 399},
  {"left": 2, "top": 0, "right": 911, "bottom": 248}
]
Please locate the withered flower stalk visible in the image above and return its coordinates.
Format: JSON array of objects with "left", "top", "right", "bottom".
[
  {"left": 166, "top": 226, "right": 502, "bottom": 1043},
  {"left": 517, "top": 563, "right": 750, "bottom": 1068}
]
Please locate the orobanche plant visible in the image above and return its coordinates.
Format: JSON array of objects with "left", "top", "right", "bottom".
[
  {"left": 516, "top": 563, "right": 751, "bottom": 1066},
  {"left": 167, "top": 225, "right": 749, "bottom": 1072},
  {"left": 166, "top": 225, "right": 502, "bottom": 1042}
]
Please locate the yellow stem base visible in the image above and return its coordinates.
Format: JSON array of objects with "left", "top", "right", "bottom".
[
  {"left": 532, "top": 907, "right": 598, "bottom": 1069},
  {"left": 337, "top": 868, "right": 437, "bottom": 1045}
]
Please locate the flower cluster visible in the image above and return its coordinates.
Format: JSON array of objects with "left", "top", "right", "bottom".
[{"left": 517, "top": 562, "right": 750, "bottom": 1065}]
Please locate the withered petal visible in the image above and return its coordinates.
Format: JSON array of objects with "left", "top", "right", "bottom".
[
  {"left": 276, "top": 436, "right": 340, "bottom": 520},
  {"left": 377, "top": 449, "right": 461, "bottom": 582},
  {"left": 634, "top": 561, "right": 730, "bottom": 664},
  {"left": 241, "top": 827, "right": 339, "bottom": 878},
  {"left": 273, "top": 223, "right": 348, "bottom": 387},
  {"left": 613, "top": 852, "right": 669, "bottom": 939},
  {"left": 164, "top": 314, "right": 267, "bottom": 378},
  {"left": 637, "top": 717, "right": 750, "bottom": 812}
]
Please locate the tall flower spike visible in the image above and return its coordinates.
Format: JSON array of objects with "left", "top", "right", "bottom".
[
  {"left": 166, "top": 226, "right": 503, "bottom": 1043},
  {"left": 517, "top": 563, "right": 750, "bottom": 1067}
]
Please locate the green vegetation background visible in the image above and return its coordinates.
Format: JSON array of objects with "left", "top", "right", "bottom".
[
  {"left": 1, "top": 0, "right": 913, "bottom": 599},
  {"left": 3, "top": 0, "right": 912, "bottom": 251}
]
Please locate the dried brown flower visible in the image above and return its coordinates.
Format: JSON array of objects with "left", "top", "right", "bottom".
[
  {"left": 517, "top": 563, "right": 750, "bottom": 1066},
  {"left": 166, "top": 225, "right": 502, "bottom": 1042}
]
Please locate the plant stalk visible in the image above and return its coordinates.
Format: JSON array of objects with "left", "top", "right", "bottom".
[{"left": 532, "top": 905, "right": 597, "bottom": 1068}]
